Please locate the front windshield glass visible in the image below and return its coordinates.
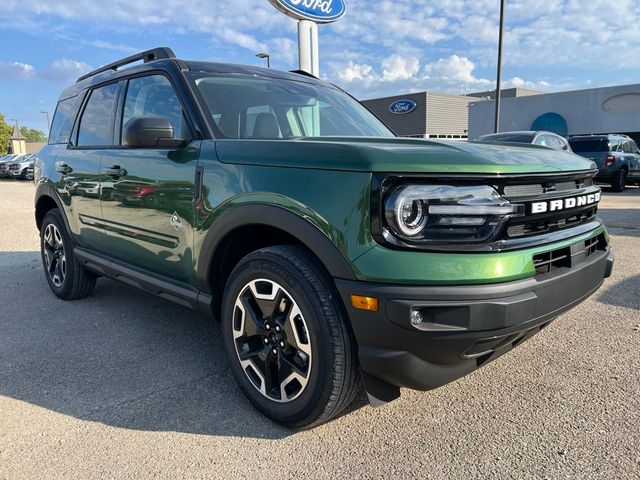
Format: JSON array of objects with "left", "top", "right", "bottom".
[{"left": 191, "top": 74, "right": 394, "bottom": 139}]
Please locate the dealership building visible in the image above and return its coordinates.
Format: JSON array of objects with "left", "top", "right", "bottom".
[
  {"left": 362, "top": 92, "right": 473, "bottom": 139},
  {"left": 469, "top": 83, "right": 640, "bottom": 143}
]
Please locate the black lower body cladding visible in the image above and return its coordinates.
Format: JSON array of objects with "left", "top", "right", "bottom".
[{"left": 335, "top": 244, "right": 614, "bottom": 402}]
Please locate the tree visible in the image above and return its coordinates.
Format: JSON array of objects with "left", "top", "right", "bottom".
[
  {"left": 20, "top": 126, "right": 48, "bottom": 143},
  {"left": 0, "top": 114, "right": 12, "bottom": 155}
]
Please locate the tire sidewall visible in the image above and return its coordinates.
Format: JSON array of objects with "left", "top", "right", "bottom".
[
  {"left": 40, "top": 210, "right": 75, "bottom": 298},
  {"left": 221, "top": 251, "right": 337, "bottom": 426}
]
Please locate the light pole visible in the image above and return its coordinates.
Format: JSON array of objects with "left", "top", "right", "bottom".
[
  {"left": 494, "top": 0, "right": 506, "bottom": 133},
  {"left": 256, "top": 53, "right": 271, "bottom": 68},
  {"left": 41, "top": 111, "right": 51, "bottom": 134}
]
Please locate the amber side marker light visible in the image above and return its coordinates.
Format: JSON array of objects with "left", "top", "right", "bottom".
[{"left": 350, "top": 294, "right": 379, "bottom": 312}]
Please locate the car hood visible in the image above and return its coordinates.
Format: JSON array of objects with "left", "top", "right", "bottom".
[{"left": 214, "top": 137, "right": 596, "bottom": 174}]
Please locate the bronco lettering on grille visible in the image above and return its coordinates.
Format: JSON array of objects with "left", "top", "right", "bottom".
[{"left": 530, "top": 192, "right": 601, "bottom": 214}]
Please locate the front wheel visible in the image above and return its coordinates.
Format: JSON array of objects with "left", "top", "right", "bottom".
[
  {"left": 221, "top": 245, "right": 360, "bottom": 428},
  {"left": 40, "top": 209, "right": 97, "bottom": 300},
  {"left": 612, "top": 169, "right": 627, "bottom": 192}
]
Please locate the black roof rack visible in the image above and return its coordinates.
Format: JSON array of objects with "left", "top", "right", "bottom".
[{"left": 76, "top": 47, "right": 176, "bottom": 83}]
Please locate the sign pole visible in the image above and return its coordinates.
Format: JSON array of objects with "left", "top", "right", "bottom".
[{"left": 298, "top": 20, "right": 319, "bottom": 76}]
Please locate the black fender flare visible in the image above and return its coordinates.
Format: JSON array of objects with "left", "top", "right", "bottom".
[
  {"left": 34, "top": 183, "right": 71, "bottom": 234},
  {"left": 196, "top": 204, "right": 357, "bottom": 292}
]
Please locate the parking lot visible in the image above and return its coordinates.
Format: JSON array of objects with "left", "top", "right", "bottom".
[{"left": 0, "top": 180, "right": 638, "bottom": 479}]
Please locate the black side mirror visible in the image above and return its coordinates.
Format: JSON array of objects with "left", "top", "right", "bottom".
[{"left": 123, "top": 115, "right": 188, "bottom": 148}]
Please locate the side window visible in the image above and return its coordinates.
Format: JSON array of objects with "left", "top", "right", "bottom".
[
  {"left": 630, "top": 140, "right": 640, "bottom": 154},
  {"left": 122, "top": 75, "right": 186, "bottom": 141},
  {"left": 77, "top": 83, "right": 120, "bottom": 147},
  {"left": 49, "top": 95, "right": 83, "bottom": 145},
  {"left": 622, "top": 141, "right": 632, "bottom": 153}
]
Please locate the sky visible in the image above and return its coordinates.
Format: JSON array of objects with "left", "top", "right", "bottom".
[{"left": 1, "top": 0, "right": 640, "bottom": 134}]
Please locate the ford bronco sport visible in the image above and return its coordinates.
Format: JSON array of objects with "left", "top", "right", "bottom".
[{"left": 34, "top": 48, "right": 614, "bottom": 427}]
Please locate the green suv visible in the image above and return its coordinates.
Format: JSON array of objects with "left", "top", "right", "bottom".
[{"left": 34, "top": 48, "right": 614, "bottom": 427}]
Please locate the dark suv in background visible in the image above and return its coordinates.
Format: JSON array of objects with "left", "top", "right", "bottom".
[{"left": 569, "top": 134, "right": 640, "bottom": 191}]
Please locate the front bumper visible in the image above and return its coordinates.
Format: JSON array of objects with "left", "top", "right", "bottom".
[{"left": 336, "top": 241, "right": 613, "bottom": 402}]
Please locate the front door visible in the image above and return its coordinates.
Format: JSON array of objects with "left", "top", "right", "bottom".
[{"left": 99, "top": 74, "right": 200, "bottom": 284}]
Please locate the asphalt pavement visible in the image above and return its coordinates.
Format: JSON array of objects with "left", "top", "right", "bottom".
[{"left": 0, "top": 180, "right": 638, "bottom": 479}]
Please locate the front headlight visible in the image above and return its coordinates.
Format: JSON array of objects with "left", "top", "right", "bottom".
[{"left": 384, "top": 184, "right": 524, "bottom": 244}]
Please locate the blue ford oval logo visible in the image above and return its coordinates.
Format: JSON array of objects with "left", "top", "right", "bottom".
[
  {"left": 389, "top": 99, "right": 418, "bottom": 115},
  {"left": 268, "top": 0, "right": 347, "bottom": 23}
]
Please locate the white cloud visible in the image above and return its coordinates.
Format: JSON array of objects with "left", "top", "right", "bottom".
[
  {"left": 0, "top": 61, "right": 35, "bottom": 81},
  {"left": 336, "top": 61, "right": 376, "bottom": 83},
  {"left": 382, "top": 55, "right": 421, "bottom": 82},
  {"left": 423, "top": 55, "right": 477, "bottom": 83},
  {"left": 41, "top": 59, "right": 92, "bottom": 81}
]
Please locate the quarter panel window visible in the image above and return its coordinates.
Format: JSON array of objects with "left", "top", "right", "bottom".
[
  {"left": 122, "top": 75, "right": 185, "bottom": 141},
  {"left": 49, "top": 95, "right": 83, "bottom": 145},
  {"left": 77, "top": 83, "right": 120, "bottom": 147}
]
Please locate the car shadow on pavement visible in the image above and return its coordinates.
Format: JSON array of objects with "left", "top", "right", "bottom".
[
  {"left": 0, "top": 252, "right": 302, "bottom": 440},
  {"left": 595, "top": 274, "right": 640, "bottom": 312}
]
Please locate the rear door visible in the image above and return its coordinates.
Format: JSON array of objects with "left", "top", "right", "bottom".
[
  {"left": 99, "top": 73, "right": 200, "bottom": 283},
  {"left": 52, "top": 83, "right": 121, "bottom": 248}
]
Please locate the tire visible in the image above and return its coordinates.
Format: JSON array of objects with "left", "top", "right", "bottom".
[
  {"left": 221, "top": 245, "right": 360, "bottom": 428},
  {"left": 40, "top": 209, "right": 97, "bottom": 300},
  {"left": 21, "top": 169, "right": 33, "bottom": 181},
  {"left": 612, "top": 169, "right": 627, "bottom": 192}
]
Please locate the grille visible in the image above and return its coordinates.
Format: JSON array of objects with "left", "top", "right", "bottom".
[
  {"left": 501, "top": 174, "right": 599, "bottom": 240},
  {"left": 502, "top": 178, "right": 593, "bottom": 198},
  {"left": 533, "top": 247, "right": 571, "bottom": 275},
  {"left": 585, "top": 234, "right": 607, "bottom": 258},
  {"left": 532, "top": 233, "right": 607, "bottom": 277}
]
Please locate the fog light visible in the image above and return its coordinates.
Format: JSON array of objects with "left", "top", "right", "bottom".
[
  {"left": 351, "top": 295, "right": 379, "bottom": 312},
  {"left": 410, "top": 309, "right": 424, "bottom": 326}
]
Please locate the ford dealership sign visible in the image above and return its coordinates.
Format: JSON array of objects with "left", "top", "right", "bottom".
[
  {"left": 389, "top": 99, "right": 418, "bottom": 115},
  {"left": 268, "top": 0, "right": 347, "bottom": 23}
]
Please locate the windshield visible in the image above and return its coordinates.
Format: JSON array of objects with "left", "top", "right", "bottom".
[
  {"left": 191, "top": 74, "right": 394, "bottom": 139},
  {"left": 569, "top": 138, "right": 610, "bottom": 153}
]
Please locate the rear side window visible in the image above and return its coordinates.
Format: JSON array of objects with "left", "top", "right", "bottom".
[
  {"left": 622, "top": 141, "right": 633, "bottom": 153},
  {"left": 49, "top": 96, "right": 83, "bottom": 145},
  {"left": 77, "top": 83, "right": 120, "bottom": 147},
  {"left": 568, "top": 138, "right": 610, "bottom": 153},
  {"left": 122, "top": 75, "right": 186, "bottom": 141}
]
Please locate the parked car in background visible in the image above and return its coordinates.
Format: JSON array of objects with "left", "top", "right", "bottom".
[
  {"left": 0, "top": 154, "right": 21, "bottom": 177},
  {"left": 569, "top": 134, "right": 640, "bottom": 191},
  {"left": 475, "top": 131, "right": 573, "bottom": 152},
  {"left": 8, "top": 153, "right": 35, "bottom": 180}
]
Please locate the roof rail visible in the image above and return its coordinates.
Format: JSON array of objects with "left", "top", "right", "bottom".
[{"left": 76, "top": 47, "right": 176, "bottom": 83}]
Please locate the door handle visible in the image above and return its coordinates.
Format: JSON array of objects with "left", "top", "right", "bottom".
[
  {"left": 55, "top": 162, "right": 72, "bottom": 174},
  {"left": 103, "top": 165, "right": 127, "bottom": 178}
]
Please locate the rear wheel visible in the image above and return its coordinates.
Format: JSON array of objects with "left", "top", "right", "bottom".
[
  {"left": 612, "top": 169, "right": 627, "bottom": 192},
  {"left": 221, "top": 245, "right": 360, "bottom": 428},
  {"left": 40, "top": 209, "right": 97, "bottom": 300}
]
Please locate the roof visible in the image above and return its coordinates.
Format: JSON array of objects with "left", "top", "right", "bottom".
[{"left": 59, "top": 49, "right": 329, "bottom": 102}]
